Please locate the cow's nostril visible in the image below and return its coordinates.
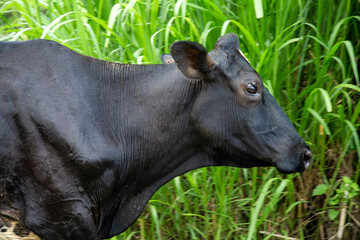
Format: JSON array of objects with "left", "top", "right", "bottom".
[{"left": 303, "top": 149, "right": 312, "bottom": 169}]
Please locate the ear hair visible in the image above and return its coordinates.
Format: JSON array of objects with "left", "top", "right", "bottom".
[{"left": 161, "top": 54, "right": 175, "bottom": 64}]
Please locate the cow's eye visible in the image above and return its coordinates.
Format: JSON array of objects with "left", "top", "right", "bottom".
[{"left": 246, "top": 83, "right": 257, "bottom": 94}]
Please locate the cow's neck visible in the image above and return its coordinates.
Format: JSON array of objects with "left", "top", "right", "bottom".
[{"left": 91, "top": 62, "right": 214, "bottom": 238}]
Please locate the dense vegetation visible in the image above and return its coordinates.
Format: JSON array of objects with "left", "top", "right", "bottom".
[{"left": 1, "top": 0, "right": 359, "bottom": 239}]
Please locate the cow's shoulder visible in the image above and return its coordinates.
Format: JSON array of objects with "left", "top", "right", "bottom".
[{"left": 22, "top": 39, "right": 74, "bottom": 54}]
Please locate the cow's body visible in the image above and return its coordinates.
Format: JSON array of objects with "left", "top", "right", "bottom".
[{"left": 0, "top": 34, "right": 311, "bottom": 240}]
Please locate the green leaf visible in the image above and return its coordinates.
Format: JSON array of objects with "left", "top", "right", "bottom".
[
  {"left": 307, "top": 108, "right": 331, "bottom": 135},
  {"left": 328, "top": 209, "right": 339, "bottom": 220},
  {"left": 329, "top": 198, "right": 339, "bottom": 206},
  {"left": 312, "top": 184, "right": 329, "bottom": 196},
  {"left": 317, "top": 88, "right": 332, "bottom": 112},
  {"left": 335, "top": 83, "right": 360, "bottom": 92},
  {"left": 343, "top": 41, "right": 359, "bottom": 85},
  {"left": 342, "top": 176, "right": 352, "bottom": 184},
  {"left": 253, "top": 0, "right": 264, "bottom": 19}
]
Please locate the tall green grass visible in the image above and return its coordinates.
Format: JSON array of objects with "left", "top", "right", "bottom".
[{"left": 1, "top": 0, "right": 359, "bottom": 239}]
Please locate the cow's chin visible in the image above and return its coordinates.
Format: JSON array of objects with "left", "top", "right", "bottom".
[
  {"left": 215, "top": 151, "right": 274, "bottom": 169},
  {"left": 273, "top": 157, "right": 308, "bottom": 174},
  {"left": 238, "top": 158, "right": 273, "bottom": 168}
]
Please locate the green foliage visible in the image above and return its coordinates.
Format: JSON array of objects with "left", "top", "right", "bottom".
[
  {"left": 329, "top": 177, "right": 360, "bottom": 206},
  {"left": 314, "top": 177, "right": 360, "bottom": 226},
  {"left": 1, "top": 0, "right": 359, "bottom": 239},
  {"left": 312, "top": 184, "right": 329, "bottom": 197}
]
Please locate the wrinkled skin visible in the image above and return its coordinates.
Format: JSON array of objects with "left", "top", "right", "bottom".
[{"left": 0, "top": 34, "right": 311, "bottom": 240}]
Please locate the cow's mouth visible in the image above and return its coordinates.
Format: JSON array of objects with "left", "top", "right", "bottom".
[{"left": 213, "top": 146, "right": 312, "bottom": 174}]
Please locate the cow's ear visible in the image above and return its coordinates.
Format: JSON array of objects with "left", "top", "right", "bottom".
[
  {"left": 161, "top": 54, "right": 175, "bottom": 64},
  {"left": 215, "top": 33, "right": 251, "bottom": 65},
  {"left": 214, "top": 33, "right": 240, "bottom": 52},
  {"left": 170, "top": 41, "right": 214, "bottom": 79}
]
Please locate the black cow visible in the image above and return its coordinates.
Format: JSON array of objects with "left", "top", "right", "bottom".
[{"left": 0, "top": 33, "right": 311, "bottom": 240}]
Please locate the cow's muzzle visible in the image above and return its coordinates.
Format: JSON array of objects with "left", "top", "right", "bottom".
[{"left": 275, "top": 145, "right": 312, "bottom": 174}]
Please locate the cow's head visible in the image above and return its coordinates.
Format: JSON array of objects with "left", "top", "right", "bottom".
[{"left": 168, "top": 33, "right": 311, "bottom": 173}]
